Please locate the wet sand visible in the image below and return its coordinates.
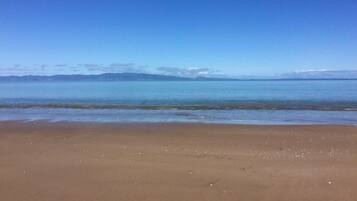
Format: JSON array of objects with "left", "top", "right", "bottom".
[{"left": 0, "top": 122, "right": 357, "bottom": 201}]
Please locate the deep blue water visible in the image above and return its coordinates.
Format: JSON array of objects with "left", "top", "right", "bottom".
[{"left": 1, "top": 80, "right": 357, "bottom": 124}]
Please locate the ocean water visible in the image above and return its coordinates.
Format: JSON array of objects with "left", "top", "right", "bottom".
[{"left": 1, "top": 80, "right": 357, "bottom": 124}]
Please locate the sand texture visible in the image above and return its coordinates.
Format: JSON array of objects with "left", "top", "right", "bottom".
[{"left": 1, "top": 122, "right": 357, "bottom": 201}]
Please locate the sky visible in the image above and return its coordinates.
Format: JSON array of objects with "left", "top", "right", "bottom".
[{"left": 0, "top": 0, "right": 357, "bottom": 76}]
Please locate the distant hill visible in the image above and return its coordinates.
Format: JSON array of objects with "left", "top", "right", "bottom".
[
  {"left": 279, "top": 70, "right": 357, "bottom": 80},
  {"left": 0, "top": 72, "right": 240, "bottom": 82},
  {"left": 0, "top": 73, "right": 192, "bottom": 81},
  {"left": 1, "top": 71, "right": 357, "bottom": 81}
]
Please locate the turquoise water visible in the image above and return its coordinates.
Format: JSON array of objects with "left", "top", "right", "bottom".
[{"left": 1, "top": 80, "right": 357, "bottom": 124}]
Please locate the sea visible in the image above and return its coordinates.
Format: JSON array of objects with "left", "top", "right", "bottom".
[{"left": 1, "top": 80, "right": 357, "bottom": 125}]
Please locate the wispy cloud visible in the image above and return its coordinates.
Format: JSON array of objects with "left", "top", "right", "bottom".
[
  {"left": 156, "top": 67, "right": 219, "bottom": 77},
  {"left": 280, "top": 69, "right": 357, "bottom": 79},
  {"left": 82, "top": 63, "right": 146, "bottom": 74},
  {"left": 0, "top": 63, "right": 148, "bottom": 76},
  {"left": 54, "top": 64, "right": 68, "bottom": 67},
  {"left": 0, "top": 63, "right": 221, "bottom": 77}
]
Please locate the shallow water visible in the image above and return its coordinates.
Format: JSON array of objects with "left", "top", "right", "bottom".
[{"left": 1, "top": 80, "right": 357, "bottom": 124}]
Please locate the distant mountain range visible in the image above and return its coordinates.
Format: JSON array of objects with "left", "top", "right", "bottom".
[
  {"left": 0, "top": 70, "right": 356, "bottom": 81},
  {"left": 279, "top": 70, "right": 357, "bottom": 79},
  {"left": 0, "top": 73, "right": 237, "bottom": 81}
]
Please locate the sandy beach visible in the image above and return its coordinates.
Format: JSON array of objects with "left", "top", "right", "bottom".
[{"left": 0, "top": 122, "right": 357, "bottom": 201}]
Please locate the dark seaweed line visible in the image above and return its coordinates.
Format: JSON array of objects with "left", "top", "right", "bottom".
[{"left": 0, "top": 103, "right": 357, "bottom": 111}]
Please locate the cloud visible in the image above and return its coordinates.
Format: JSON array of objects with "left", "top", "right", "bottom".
[
  {"left": 80, "top": 63, "right": 146, "bottom": 74},
  {"left": 78, "top": 64, "right": 102, "bottom": 70},
  {"left": 0, "top": 64, "right": 81, "bottom": 76},
  {"left": 0, "top": 63, "right": 148, "bottom": 76},
  {"left": 280, "top": 69, "right": 357, "bottom": 79},
  {"left": 156, "top": 67, "right": 218, "bottom": 77},
  {"left": 0, "top": 63, "right": 219, "bottom": 77},
  {"left": 109, "top": 63, "right": 135, "bottom": 68},
  {"left": 55, "top": 64, "right": 67, "bottom": 67},
  {"left": 107, "top": 63, "right": 145, "bottom": 73}
]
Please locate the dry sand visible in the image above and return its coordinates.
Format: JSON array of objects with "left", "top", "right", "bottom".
[{"left": 0, "top": 122, "right": 357, "bottom": 201}]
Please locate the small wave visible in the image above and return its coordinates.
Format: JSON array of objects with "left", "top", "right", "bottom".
[{"left": 1, "top": 101, "right": 357, "bottom": 111}]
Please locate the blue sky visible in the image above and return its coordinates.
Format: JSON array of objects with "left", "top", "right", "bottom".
[{"left": 0, "top": 0, "right": 357, "bottom": 76}]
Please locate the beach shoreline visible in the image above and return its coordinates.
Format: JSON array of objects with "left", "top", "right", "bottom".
[{"left": 1, "top": 121, "right": 357, "bottom": 201}]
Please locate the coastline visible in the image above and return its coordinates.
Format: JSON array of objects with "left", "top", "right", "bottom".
[
  {"left": 2, "top": 108, "right": 357, "bottom": 125},
  {"left": 1, "top": 121, "right": 357, "bottom": 201}
]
